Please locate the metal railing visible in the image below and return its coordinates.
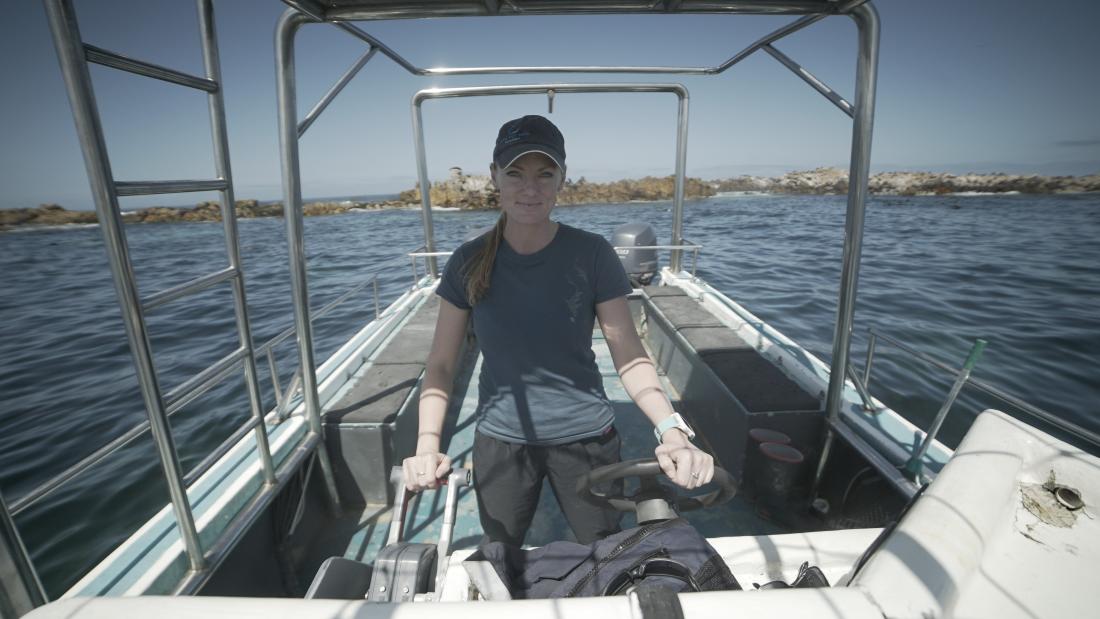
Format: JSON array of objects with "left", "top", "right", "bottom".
[
  {"left": 275, "top": 0, "right": 882, "bottom": 531},
  {"left": 0, "top": 490, "right": 46, "bottom": 616},
  {"left": 811, "top": 333, "right": 986, "bottom": 496},
  {"left": 41, "top": 0, "right": 284, "bottom": 580},
  {"left": 24, "top": 0, "right": 375, "bottom": 598},
  {"left": 277, "top": 2, "right": 865, "bottom": 284},
  {"left": 816, "top": 331, "right": 988, "bottom": 488},
  {"left": 407, "top": 248, "right": 454, "bottom": 286},
  {"left": 14, "top": 0, "right": 886, "bottom": 607},
  {"left": 286, "top": 0, "right": 869, "bottom": 21},
  {"left": 863, "top": 328, "right": 1100, "bottom": 455},
  {"left": 411, "top": 83, "right": 692, "bottom": 277},
  {"left": 6, "top": 264, "right": 392, "bottom": 586},
  {"left": 255, "top": 272, "right": 385, "bottom": 420}
]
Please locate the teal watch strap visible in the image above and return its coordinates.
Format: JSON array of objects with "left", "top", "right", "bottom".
[
  {"left": 654, "top": 415, "right": 680, "bottom": 437},
  {"left": 654, "top": 413, "right": 695, "bottom": 443}
]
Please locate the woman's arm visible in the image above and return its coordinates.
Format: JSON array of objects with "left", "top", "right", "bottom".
[
  {"left": 402, "top": 298, "right": 470, "bottom": 491},
  {"left": 596, "top": 295, "right": 714, "bottom": 489}
]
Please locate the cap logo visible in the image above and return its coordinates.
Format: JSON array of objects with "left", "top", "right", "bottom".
[
  {"left": 499, "top": 125, "right": 529, "bottom": 146},
  {"left": 493, "top": 115, "right": 565, "bottom": 170}
]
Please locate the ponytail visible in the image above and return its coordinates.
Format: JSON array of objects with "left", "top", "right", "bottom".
[{"left": 465, "top": 212, "right": 507, "bottom": 306}]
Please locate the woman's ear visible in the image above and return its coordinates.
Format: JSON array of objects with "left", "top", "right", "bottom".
[
  {"left": 558, "top": 166, "right": 567, "bottom": 190},
  {"left": 489, "top": 163, "right": 499, "bottom": 189}
]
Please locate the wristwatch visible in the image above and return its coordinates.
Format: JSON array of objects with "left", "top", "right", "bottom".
[{"left": 654, "top": 413, "right": 695, "bottom": 444}]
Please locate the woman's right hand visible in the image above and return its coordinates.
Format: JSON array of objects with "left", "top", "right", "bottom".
[{"left": 401, "top": 452, "right": 452, "bottom": 492}]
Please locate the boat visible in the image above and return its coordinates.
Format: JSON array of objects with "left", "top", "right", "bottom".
[{"left": 4, "top": 1, "right": 1098, "bottom": 617}]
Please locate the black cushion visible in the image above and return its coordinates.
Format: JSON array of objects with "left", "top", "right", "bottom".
[
  {"left": 700, "top": 350, "right": 821, "bottom": 413},
  {"left": 649, "top": 295, "right": 723, "bottom": 328},
  {"left": 375, "top": 295, "right": 440, "bottom": 366},
  {"left": 324, "top": 363, "right": 423, "bottom": 424},
  {"left": 678, "top": 326, "right": 753, "bottom": 353},
  {"left": 643, "top": 285, "right": 688, "bottom": 297}
]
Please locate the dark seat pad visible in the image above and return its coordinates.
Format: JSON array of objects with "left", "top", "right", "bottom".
[{"left": 324, "top": 363, "right": 423, "bottom": 424}]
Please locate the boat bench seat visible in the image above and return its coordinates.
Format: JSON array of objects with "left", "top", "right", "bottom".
[
  {"left": 325, "top": 364, "right": 424, "bottom": 425},
  {"left": 642, "top": 285, "right": 822, "bottom": 481},
  {"left": 323, "top": 295, "right": 441, "bottom": 506},
  {"left": 644, "top": 286, "right": 819, "bottom": 414}
]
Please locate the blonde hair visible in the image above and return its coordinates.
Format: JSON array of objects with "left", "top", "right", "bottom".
[{"left": 464, "top": 212, "right": 507, "bottom": 306}]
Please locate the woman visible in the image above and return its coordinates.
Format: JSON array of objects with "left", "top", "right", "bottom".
[{"left": 402, "top": 115, "right": 714, "bottom": 546}]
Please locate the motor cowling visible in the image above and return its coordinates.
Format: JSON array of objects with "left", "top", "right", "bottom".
[{"left": 611, "top": 222, "right": 658, "bottom": 287}]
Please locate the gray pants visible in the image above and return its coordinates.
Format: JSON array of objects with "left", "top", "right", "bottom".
[{"left": 473, "top": 429, "right": 623, "bottom": 546}]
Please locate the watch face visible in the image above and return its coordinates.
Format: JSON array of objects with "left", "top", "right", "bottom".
[{"left": 674, "top": 415, "right": 695, "bottom": 440}]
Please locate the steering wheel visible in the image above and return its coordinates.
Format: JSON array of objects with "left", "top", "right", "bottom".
[{"left": 576, "top": 458, "right": 737, "bottom": 523}]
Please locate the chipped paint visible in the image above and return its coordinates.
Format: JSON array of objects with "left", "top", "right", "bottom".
[{"left": 1020, "top": 471, "right": 1078, "bottom": 530}]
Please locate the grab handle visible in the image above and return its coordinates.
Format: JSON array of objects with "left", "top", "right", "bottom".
[{"left": 384, "top": 466, "right": 472, "bottom": 596}]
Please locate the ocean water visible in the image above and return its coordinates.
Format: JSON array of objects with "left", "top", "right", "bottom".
[{"left": 1, "top": 193, "right": 1098, "bottom": 596}]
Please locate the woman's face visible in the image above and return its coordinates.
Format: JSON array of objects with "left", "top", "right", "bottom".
[{"left": 491, "top": 152, "right": 564, "bottom": 226}]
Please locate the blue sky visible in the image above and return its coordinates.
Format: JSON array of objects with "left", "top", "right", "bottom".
[{"left": 2, "top": 0, "right": 1098, "bottom": 209}]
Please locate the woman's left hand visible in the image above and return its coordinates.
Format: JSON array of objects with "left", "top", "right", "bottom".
[{"left": 654, "top": 430, "right": 714, "bottom": 490}]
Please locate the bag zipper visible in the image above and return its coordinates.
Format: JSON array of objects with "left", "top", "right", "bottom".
[{"left": 565, "top": 518, "right": 680, "bottom": 597}]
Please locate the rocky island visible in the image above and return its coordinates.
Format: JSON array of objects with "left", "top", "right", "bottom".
[
  {"left": 716, "top": 167, "right": 1100, "bottom": 195},
  {"left": 395, "top": 167, "right": 717, "bottom": 210},
  {"left": 3, "top": 167, "right": 1096, "bottom": 231},
  {"left": 0, "top": 198, "right": 412, "bottom": 231}
]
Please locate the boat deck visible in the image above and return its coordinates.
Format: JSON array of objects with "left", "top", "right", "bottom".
[{"left": 301, "top": 322, "right": 789, "bottom": 586}]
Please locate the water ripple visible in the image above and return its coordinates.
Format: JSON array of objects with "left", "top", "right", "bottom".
[{"left": 1, "top": 194, "right": 1098, "bottom": 594}]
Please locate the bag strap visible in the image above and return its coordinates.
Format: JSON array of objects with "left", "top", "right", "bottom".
[
  {"left": 754, "top": 561, "right": 831, "bottom": 590},
  {"left": 634, "top": 585, "right": 685, "bottom": 619},
  {"left": 603, "top": 557, "right": 701, "bottom": 596}
]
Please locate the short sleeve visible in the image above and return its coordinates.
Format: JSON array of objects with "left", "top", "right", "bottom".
[
  {"left": 436, "top": 246, "right": 472, "bottom": 310},
  {"left": 593, "top": 236, "right": 633, "bottom": 304}
]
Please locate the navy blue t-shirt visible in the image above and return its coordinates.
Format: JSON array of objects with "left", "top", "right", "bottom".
[{"left": 436, "top": 223, "right": 633, "bottom": 445}]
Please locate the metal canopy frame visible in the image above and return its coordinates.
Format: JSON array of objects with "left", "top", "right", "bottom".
[
  {"left": 411, "top": 83, "right": 691, "bottom": 277},
  {"left": 276, "top": 0, "right": 879, "bottom": 511},
  {"left": 284, "top": 0, "right": 870, "bottom": 21},
  {"left": 13, "top": 0, "right": 878, "bottom": 609}
]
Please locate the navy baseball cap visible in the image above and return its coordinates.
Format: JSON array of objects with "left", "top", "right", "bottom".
[{"left": 493, "top": 115, "right": 566, "bottom": 172}]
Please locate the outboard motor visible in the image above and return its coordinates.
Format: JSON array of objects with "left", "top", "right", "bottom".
[{"left": 611, "top": 223, "right": 658, "bottom": 286}]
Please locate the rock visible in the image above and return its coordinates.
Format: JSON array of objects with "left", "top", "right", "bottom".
[
  {"left": 0, "top": 204, "right": 99, "bottom": 229},
  {"left": 712, "top": 169, "right": 1100, "bottom": 196},
  {"left": 0, "top": 209, "right": 35, "bottom": 227},
  {"left": 560, "top": 175, "right": 716, "bottom": 205},
  {"left": 401, "top": 170, "right": 716, "bottom": 210},
  {"left": 5, "top": 169, "right": 1097, "bottom": 231},
  {"left": 136, "top": 207, "right": 181, "bottom": 224}
]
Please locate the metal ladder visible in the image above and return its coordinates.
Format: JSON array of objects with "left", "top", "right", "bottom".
[{"left": 30, "top": 0, "right": 336, "bottom": 591}]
